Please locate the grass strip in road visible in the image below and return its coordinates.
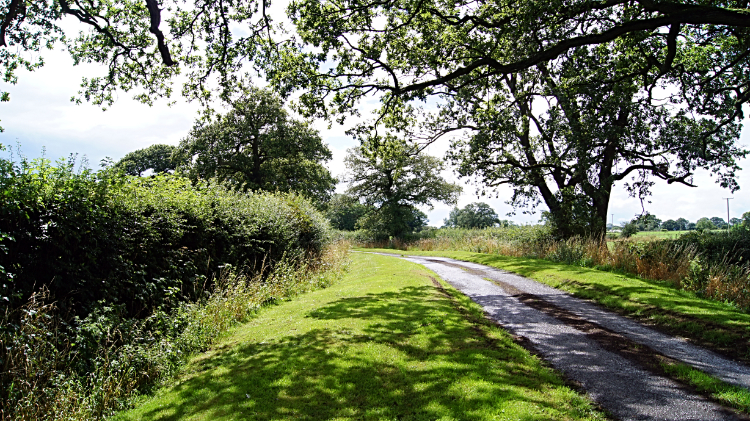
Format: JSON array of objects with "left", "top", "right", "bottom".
[
  {"left": 113, "top": 252, "right": 606, "bottom": 421},
  {"left": 358, "top": 249, "right": 750, "bottom": 364}
]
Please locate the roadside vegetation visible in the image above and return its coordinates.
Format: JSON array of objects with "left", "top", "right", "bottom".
[
  {"left": 350, "top": 219, "right": 750, "bottom": 365},
  {"left": 4, "top": 0, "right": 750, "bottom": 418},
  {"left": 114, "top": 252, "right": 606, "bottom": 421},
  {"left": 0, "top": 150, "right": 344, "bottom": 421}
]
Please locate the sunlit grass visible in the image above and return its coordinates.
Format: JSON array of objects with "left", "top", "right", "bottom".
[{"left": 113, "top": 253, "right": 606, "bottom": 421}]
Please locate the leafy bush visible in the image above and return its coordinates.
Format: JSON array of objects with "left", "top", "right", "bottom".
[
  {"left": 1, "top": 244, "right": 350, "bottom": 420},
  {"left": 621, "top": 223, "right": 638, "bottom": 238},
  {"left": 0, "top": 154, "right": 330, "bottom": 319},
  {"left": 673, "top": 230, "right": 750, "bottom": 267}
]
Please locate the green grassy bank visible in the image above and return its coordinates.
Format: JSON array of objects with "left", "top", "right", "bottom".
[
  {"left": 114, "top": 253, "right": 605, "bottom": 421},
  {"left": 359, "top": 249, "right": 750, "bottom": 363}
]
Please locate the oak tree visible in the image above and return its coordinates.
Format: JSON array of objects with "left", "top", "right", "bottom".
[
  {"left": 276, "top": 0, "right": 750, "bottom": 237},
  {"left": 324, "top": 193, "right": 371, "bottom": 231},
  {"left": 443, "top": 202, "right": 500, "bottom": 229},
  {"left": 442, "top": 45, "right": 744, "bottom": 237},
  {"left": 115, "top": 144, "right": 177, "bottom": 176},
  {"left": 696, "top": 217, "right": 716, "bottom": 230},
  {"left": 344, "top": 137, "right": 461, "bottom": 237},
  {"left": 175, "top": 88, "right": 336, "bottom": 203}
]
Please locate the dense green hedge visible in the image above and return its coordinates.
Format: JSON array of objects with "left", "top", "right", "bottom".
[
  {"left": 672, "top": 229, "right": 750, "bottom": 267},
  {"left": 0, "top": 154, "right": 330, "bottom": 319}
]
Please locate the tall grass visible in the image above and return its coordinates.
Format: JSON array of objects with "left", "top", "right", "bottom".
[
  {"left": 0, "top": 242, "right": 349, "bottom": 421},
  {"left": 357, "top": 227, "right": 750, "bottom": 311}
]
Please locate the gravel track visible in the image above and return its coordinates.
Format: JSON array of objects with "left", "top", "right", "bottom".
[{"left": 372, "top": 253, "right": 748, "bottom": 421}]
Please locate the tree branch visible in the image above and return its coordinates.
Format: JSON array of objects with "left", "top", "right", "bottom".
[
  {"left": 389, "top": 8, "right": 750, "bottom": 96},
  {"left": 145, "top": 0, "right": 176, "bottom": 66},
  {"left": 0, "top": 0, "right": 21, "bottom": 47}
]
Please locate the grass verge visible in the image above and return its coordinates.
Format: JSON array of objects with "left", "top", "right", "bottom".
[
  {"left": 113, "top": 253, "right": 606, "bottom": 421},
  {"left": 358, "top": 249, "right": 750, "bottom": 364},
  {"left": 660, "top": 361, "right": 750, "bottom": 413}
]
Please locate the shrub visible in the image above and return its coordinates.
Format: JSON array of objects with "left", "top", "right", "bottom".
[
  {"left": 621, "top": 223, "right": 638, "bottom": 238},
  {"left": 673, "top": 230, "right": 750, "bottom": 267},
  {"left": 0, "top": 149, "right": 339, "bottom": 419},
  {"left": 0, "top": 244, "right": 349, "bottom": 420},
  {"left": 0, "top": 154, "right": 330, "bottom": 320}
]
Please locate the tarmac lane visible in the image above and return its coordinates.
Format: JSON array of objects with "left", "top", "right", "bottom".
[{"left": 371, "top": 253, "right": 748, "bottom": 421}]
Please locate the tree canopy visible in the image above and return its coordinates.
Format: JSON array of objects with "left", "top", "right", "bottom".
[
  {"left": 443, "top": 202, "right": 500, "bottom": 229},
  {"left": 175, "top": 88, "right": 336, "bottom": 203},
  {"left": 661, "top": 219, "right": 680, "bottom": 231},
  {"left": 0, "top": 0, "right": 285, "bottom": 112},
  {"left": 282, "top": 0, "right": 750, "bottom": 121},
  {"left": 696, "top": 217, "right": 716, "bottom": 230},
  {"left": 710, "top": 216, "right": 728, "bottom": 229},
  {"left": 631, "top": 213, "right": 663, "bottom": 231},
  {"left": 344, "top": 137, "right": 461, "bottom": 237},
  {"left": 4, "top": 0, "right": 750, "bottom": 121},
  {"left": 115, "top": 144, "right": 177, "bottom": 176},
  {"left": 442, "top": 45, "right": 745, "bottom": 237},
  {"left": 276, "top": 0, "right": 750, "bottom": 238},
  {"left": 324, "top": 193, "right": 371, "bottom": 231}
]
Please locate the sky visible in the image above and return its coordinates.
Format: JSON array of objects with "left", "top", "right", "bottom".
[{"left": 2, "top": 46, "right": 749, "bottom": 228}]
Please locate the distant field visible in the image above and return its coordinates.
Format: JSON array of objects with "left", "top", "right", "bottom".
[{"left": 609, "top": 230, "right": 690, "bottom": 240}]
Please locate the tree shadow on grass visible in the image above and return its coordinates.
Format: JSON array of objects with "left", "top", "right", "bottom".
[{"left": 135, "top": 286, "right": 590, "bottom": 421}]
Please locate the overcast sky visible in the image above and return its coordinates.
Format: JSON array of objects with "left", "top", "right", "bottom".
[{"left": 2, "top": 46, "right": 749, "bottom": 227}]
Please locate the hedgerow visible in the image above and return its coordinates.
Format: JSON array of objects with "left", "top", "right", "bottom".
[
  {"left": 0, "top": 153, "right": 330, "bottom": 319},
  {"left": 0, "top": 149, "right": 342, "bottom": 420}
]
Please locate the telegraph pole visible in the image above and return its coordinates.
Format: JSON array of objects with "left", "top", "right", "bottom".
[{"left": 723, "top": 197, "right": 733, "bottom": 231}]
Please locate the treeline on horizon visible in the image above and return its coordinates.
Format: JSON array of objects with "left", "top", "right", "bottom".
[{"left": 610, "top": 213, "right": 750, "bottom": 233}]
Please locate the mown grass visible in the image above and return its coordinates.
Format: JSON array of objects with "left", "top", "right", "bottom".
[
  {"left": 359, "top": 249, "right": 750, "bottom": 362},
  {"left": 113, "top": 253, "right": 606, "bottom": 421}
]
